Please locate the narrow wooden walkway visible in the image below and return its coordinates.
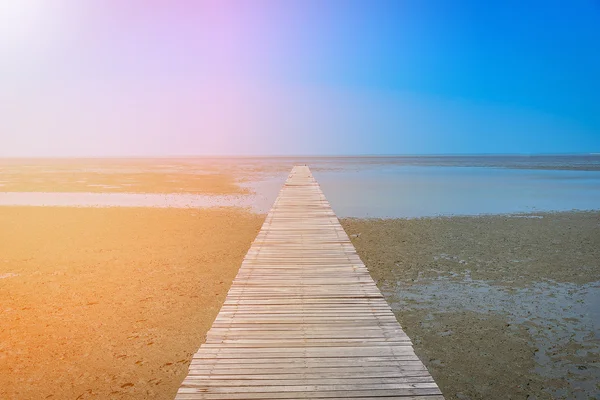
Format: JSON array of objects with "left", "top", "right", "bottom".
[{"left": 176, "top": 166, "right": 443, "bottom": 399}]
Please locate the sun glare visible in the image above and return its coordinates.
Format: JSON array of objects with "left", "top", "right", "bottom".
[{"left": 0, "top": 0, "right": 52, "bottom": 50}]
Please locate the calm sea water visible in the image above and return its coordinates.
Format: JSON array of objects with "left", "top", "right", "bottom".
[
  {"left": 252, "top": 154, "right": 600, "bottom": 172},
  {"left": 236, "top": 155, "right": 600, "bottom": 217},
  {"left": 1, "top": 155, "right": 599, "bottom": 218},
  {"left": 248, "top": 155, "right": 600, "bottom": 218},
  {"left": 312, "top": 162, "right": 600, "bottom": 218}
]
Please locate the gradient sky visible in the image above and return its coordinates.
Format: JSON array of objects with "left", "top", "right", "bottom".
[{"left": 1, "top": 0, "right": 599, "bottom": 156}]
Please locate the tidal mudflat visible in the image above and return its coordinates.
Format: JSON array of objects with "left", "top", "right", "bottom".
[
  {"left": 2, "top": 155, "right": 600, "bottom": 399},
  {"left": 0, "top": 158, "right": 282, "bottom": 399},
  {"left": 0, "top": 207, "right": 264, "bottom": 399},
  {"left": 342, "top": 211, "right": 600, "bottom": 399},
  {"left": 0, "top": 158, "right": 287, "bottom": 212},
  {"left": 3, "top": 155, "right": 600, "bottom": 217},
  {"left": 0, "top": 157, "right": 291, "bottom": 194}
]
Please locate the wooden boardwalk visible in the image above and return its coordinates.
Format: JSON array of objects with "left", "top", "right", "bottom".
[{"left": 176, "top": 166, "right": 443, "bottom": 399}]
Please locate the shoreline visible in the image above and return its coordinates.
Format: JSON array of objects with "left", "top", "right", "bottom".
[
  {"left": 2, "top": 155, "right": 599, "bottom": 399},
  {"left": 342, "top": 208, "right": 600, "bottom": 221}
]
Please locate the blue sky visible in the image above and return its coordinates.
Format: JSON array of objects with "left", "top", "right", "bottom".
[{"left": 1, "top": 0, "right": 599, "bottom": 156}]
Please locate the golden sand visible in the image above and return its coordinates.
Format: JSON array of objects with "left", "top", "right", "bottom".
[
  {"left": 0, "top": 207, "right": 264, "bottom": 399},
  {"left": 0, "top": 166, "right": 246, "bottom": 195},
  {"left": 0, "top": 158, "right": 292, "bottom": 195}
]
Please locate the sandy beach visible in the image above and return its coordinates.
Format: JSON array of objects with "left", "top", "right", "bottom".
[
  {"left": 3, "top": 0, "right": 599, "bottom": 396},
  {"left": 0, "top": 207, "right": 263, "bottom": 399},
  {"left": 342, "top": 212, "right": 600, "bottom": 399},
  {"left": 0, "top": 158, "right": 258, "bottom": 194},
  {"left": 2, "top": 157, "right": 599, "bottom": 399}
]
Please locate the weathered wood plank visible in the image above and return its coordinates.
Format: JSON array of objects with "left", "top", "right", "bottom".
[{"left": 175, "top": 166, "right": 443, "bottom": 399}]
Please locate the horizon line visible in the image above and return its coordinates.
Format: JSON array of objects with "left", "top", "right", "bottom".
[{"left": 0, "top": 152, "right": 599, "bottom": 159}]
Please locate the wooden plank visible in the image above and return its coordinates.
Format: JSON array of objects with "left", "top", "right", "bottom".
[{"left": 175, "top": 166, "right": 443, "bottom": 399}]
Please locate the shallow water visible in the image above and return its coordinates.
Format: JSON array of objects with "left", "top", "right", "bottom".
[
  {"left": 0, "top": 172, "right": 287, "bottom": 212},
  {"left": 314, "top": 165, "right": 600, "bottom": 218},
  {"left": 239, "top": 158, "right": 600, "bottom": 218},
  {"left": 2, "top": 155, "right": 600, "bottom": 217},
  {"left": 0, "top": 190, "right": 279, "bottom": 214},
  {"left": 382, "top": 276, "right": 600, "bottom": 399}
]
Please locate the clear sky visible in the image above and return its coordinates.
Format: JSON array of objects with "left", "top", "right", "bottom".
[{"left": 1, "top": 0, "right": 599, "bottom": 156}]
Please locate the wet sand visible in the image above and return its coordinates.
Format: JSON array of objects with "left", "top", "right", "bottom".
[
  {"left": 0, "top": 158, "right": 292, "bottom": 195},
  {"left": 341, "top": 212, "right": 600, "bottom": 399},
  {"left": 0, "top": 161, "right": 246, "bottom": 194},
  {"left": 0, "top": 159, "right": 289, "bottom": 212},
  {"left": 0, "top": 207, "right": 264, "bottom": 399},
  {"left": 3, "top": 157, "right": 600, "bottom": 399}
]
